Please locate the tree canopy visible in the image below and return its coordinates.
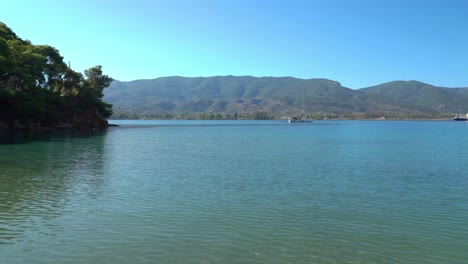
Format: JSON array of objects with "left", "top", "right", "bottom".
[{"left": 0, "top": 22, "right": 112, "bottom": 129}]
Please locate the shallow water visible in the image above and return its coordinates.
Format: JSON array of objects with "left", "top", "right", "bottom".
[{"left": 1, "top": 120, "right": 468, "bottom": 263}]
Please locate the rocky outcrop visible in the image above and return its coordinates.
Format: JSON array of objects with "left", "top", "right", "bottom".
[
  {"left": 61, "top": 108, "right": 109, "bottom": 130},
  {"left": 0, "top": 108, "right": 109, "bottom": 132}
]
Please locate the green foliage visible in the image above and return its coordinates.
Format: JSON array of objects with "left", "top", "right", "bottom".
[
  {"left": 96, "top": 101, "right": 113, "bottom": 119},
  {"left": 0, "top": 22, "right": 113, "bottom": 128},
  {"left": 0, "top": 86, "right": 14, "bottom": 122},
  {"left": 12, "top": 88, "right": 46, "bottom": 121},
  {"left": 196, "top": 112, "right": 223, "bottom": 120},
  {"left": 249, "top": 111, "right": 272, "bottom": 120}
]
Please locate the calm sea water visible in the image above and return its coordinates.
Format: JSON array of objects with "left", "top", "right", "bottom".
[{"left": 1, "top": 120, "right": 468, "bottom": 263}]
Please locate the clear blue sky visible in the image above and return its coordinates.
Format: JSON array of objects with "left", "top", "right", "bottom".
[{"left": 2, "top": 0, "right": 468, "bottom": 88}]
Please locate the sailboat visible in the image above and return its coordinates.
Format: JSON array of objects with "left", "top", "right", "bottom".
[
  {"left": 453, "top": 113, "right": 468, "bottom": 121},
  {"left": 288, "top": 86, "right": 312, "bottom": 124}
]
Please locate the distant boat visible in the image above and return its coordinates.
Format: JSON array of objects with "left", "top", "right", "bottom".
[
  {"left": 453, "top": 113, "right": 468, "bottom": 121},
  {"left": 288, "top": 86, "right": 312, "bottom": 124},
  {"left": 288, "top": 116, "right": 310, "bottom": 123}
]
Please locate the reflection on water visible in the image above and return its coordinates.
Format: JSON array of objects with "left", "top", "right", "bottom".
[
  {"left": 0, "top": 131, "right": 107, "bottom": 246},
  {"left": 0, "top": 130, "right": 107, "bottom": 145}
]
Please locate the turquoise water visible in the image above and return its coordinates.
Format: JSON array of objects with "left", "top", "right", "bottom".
[{"left": 1, "top": 120, "right": 468, "bottom": 263}]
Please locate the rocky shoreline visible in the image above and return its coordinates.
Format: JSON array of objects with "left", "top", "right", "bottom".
[{"left": 0, "top": 109, "right": 110, "bottom": 133}]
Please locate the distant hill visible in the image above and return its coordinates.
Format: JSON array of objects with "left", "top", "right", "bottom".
[
  {"left": 360, "top": 81, "right": 468, "bottom": 113},
  {"left": 104, "top": 76, "right": 468, "bottom": 119}
]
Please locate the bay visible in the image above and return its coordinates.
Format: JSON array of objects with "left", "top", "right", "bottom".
[{"left": 1, "top": 120, "right": 468, "bottom": 263}]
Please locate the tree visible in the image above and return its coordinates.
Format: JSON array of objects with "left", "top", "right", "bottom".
[
  {"left": 81, "top": 65, "right": 113, "bottom": 118},
  {"left": 84, "top": 65, "right": 112, "bottom": 98},
  {"left": 0, "top": 22, "right": 113, "bottom": 129},
  {"left": 250, "top": 111, "right": 271, "bottom": 120},
  {"left": 36, "top": 45, "right": 68, "bottom": 91}
]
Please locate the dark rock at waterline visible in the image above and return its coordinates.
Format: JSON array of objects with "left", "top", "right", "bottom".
[{"left": 0, "top": 109, "right": 109, "bottom": 133}]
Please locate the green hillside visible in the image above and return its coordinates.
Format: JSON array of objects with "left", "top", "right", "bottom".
[
  {"left": 104, "top": 76, "right": 468, "bottom": 119},
  {"left": 105, "top": 76, "right": 364, "bottom": 117},
  {"left": 359, "top": 81, "right": 468, "bottom": 113}
]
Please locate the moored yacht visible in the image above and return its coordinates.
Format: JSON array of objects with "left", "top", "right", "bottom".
[
  {"left": 287, "top": 86, "right": 312, "bottom": 124},
  {"left": 288, "top": 115, "right": 310, "bottom": 123},
  {"left": 453, "top": 113, "right": 468, "bottom": 121}
]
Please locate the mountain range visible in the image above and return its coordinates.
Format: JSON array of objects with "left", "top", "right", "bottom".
[{"left": 103, "top": 76, "right": 468, "bottom": 118}]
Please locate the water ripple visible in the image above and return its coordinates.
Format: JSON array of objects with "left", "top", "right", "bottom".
[{"left": 1, "top": 121, "right": 468, "bottom": 263}]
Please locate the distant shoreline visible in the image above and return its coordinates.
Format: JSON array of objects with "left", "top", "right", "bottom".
[
  {"left": 1, "top": 117, "right": 456, "bottom": 133},
  {"left": 109, "top": 117, "right": 454, "bottom": 121}
]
